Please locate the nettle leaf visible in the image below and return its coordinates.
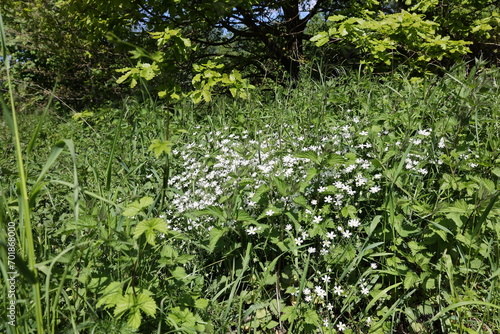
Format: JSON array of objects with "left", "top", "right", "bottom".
[
  {"left": 252, "top": 184, "right": 270, "bottom": 203},
  {"left": 303, "top": 308, "right": 320, "bottom": 324},
  {"left": 127, "top": 309, "right": 142, "bottom": 330},
  {"left": 235, "top": 210, "right": 257, "bottom": 224},
  {"left": 172, "top": 266, "right": 190, "bottom": 281},
  {"left": 114, "top": 293, "right": 134, "bottom": 318},
  {"left": 135, "top": 290, "right": 157, "bottom": 318},
  {"left": 195, "top": 298, "right": 209, "bottom": 309},
  {"left": 207, "top": 227, "right": 229, "bottom": 253},
  {"left": 122, "top": 196, "right": 154, "bottom": 217},
  {"left": 114, "top": 289, "right": 157, "bottom": 329},
  {"left": 168, "top": 306, "right": 199, "bottom": 328},
  {"left": 192, "top": 205, "right": 227, "bottom": 220},
  {"left": 134, "top": 218, "right": 169, "bottom": 246}
]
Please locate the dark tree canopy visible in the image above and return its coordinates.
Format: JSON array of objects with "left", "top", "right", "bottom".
[{"left": 1, "top": 0, "right": 498, "bottom": 108}]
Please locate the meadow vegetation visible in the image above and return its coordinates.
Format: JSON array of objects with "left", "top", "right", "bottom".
[{"left": 2, "top": 60, "right": 500, "bottom": 333}]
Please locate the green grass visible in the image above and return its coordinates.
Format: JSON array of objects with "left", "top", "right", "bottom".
[{"left": 1, "top": 62, "right": 500, "bottom": 333}]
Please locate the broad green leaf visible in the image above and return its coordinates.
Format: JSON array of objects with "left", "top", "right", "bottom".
[
  {"left": 404, "top": 271, "right": 420, "bottom": 289},
  {"left": 122, "top": 196, "right": 154, "bottom": 217},
  {"left": 134, "top": 218, "right": 169, "bottom": 246},
  {"left": 96, "top": 282, "right": 123, "bottom": 308},
  {"left": 195, "top": 298, "right": 209, "bottom": 309},
  {"left": 136, "top": 291, "right": 157, "bottom": 317},
  {"left": 149, "top": 139, "right": 173, "bottom": 158}
]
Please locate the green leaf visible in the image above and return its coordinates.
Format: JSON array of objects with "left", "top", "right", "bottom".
[
  {"left": 136, "top": 290, "right": 157, "bottom": 317},
  {"left": 206, "top": 227, "right": 229, "bottom": 253},
  {"left": 127, "top": 309, "right": 142, "bottom": 330},
  {"left": 134, "top": 218, "right": 169, "bottom": 246},
  {"left": 194, "top": 298, "right": 209, "bottom": 309},
  {"left": 303, "top": 308, "right": 320, "bottom": 324},
  {"left": 122, "top": 196, "right": 154, "bottom": 217},
  {"left": 149, "top": 138, "right": 173, "bottom": 158},
  {"left": 172, "top": 266, "right": 189, "bottom": 280},
  {"left": 235, "top": 210, "right": 257, "bottom": 224},
  {"left": 341, "top": 205, "right": 357, "bottom": 218},
  {"left": 97, "top": 282, "right": 123, "bottom": 309},
  {"left": 404, "top": 271, "right": 420, "bottom": 289},
  {"left": 252, "top": 184, "right": 270, "bottom": 203}
]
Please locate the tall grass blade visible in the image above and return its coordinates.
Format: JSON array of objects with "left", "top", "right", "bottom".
[{"left": 0, "top": 11, "right": 45, "bottom": 334}]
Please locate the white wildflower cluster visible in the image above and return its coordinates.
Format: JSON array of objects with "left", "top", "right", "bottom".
[
  {"left": 159, "top": 118, "right": 450, "bottom": 331},
  {"left": 164, "top": 123, "right": 388, "bottom": 234}
]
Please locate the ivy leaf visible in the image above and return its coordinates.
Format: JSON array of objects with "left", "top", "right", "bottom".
[{"left": 134, "top": 218, "right": 169, "bottom": 246}]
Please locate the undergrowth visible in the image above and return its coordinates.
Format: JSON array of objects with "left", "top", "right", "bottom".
[{"left": 1, "top": 63, "right": 500, "bottom": 333}]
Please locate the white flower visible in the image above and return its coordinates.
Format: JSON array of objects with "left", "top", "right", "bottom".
[
  {"left": 313, "top": 216, "right": 323, "bottom": 224},
  {"left": 348, "top": 218, "right": 361, "bottom": 228},
  {"left": 371, "top": 263, "right": 378, "bottom": 269},
  {"left": 333, "top": 285, "right": 344, "bottom": 295},
  {"left": 323, "top": 319, "right": 329, "bottom": 327},
  {"left": 438, "top": 137, "right": 446, "bottom": 148},
  {"left": 303, "top": 288, "right": 311, "bottom": 295},
  {"left": 369, "top": 185, "right": 381, "bottom": 193},
  {"left": 412, "top": 138, "right": 422, "bottom": 145},
  {"left": 337, "top": 321, "right": 346, "bottom": 331},
  {"left": 342, "top": 230, "right": 352, "bottom": 238},
  {"left": 326, "top": 231, "right": 336, "bottom": 239},
  {"left": 266, "top": 209, "right": 274, "bottom": 216},
  {"left": 361, "top": 286, "right": 370, "bottom": 295},
  {"left": 322, "top": 275, "right": 331, "bottom": 283},
  {"left": 318, "top": 186, "right": 327, "bottom": 193},
  {"left": 314, "top": 286, "right": 327, "bottom": 298},
  {"left": 246, "top": 226, "right": 258, "bottom": 235},
  {"left": 304, "top": 295, "right": 312, "bottom": 302},
  {"left": 285, "top": 224, "right": 293, "bottom": 231},
  {"left": 359, "top": 131, "right": 368, "bottom": 136},
  {"left": 308, "top": 247, "right": 316, "bottom": 254},
  {"left": 295, "top": 237, "right": 303, "bottom": 246},
  {"left": 418, "top": 129, "right": 432, "bottom": 136},
  {"left": 311, "top": 199, "right": 318, "bottom": 205},
  {"left": 324, "top": 195, "right": 333, "bottom": 203}
]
